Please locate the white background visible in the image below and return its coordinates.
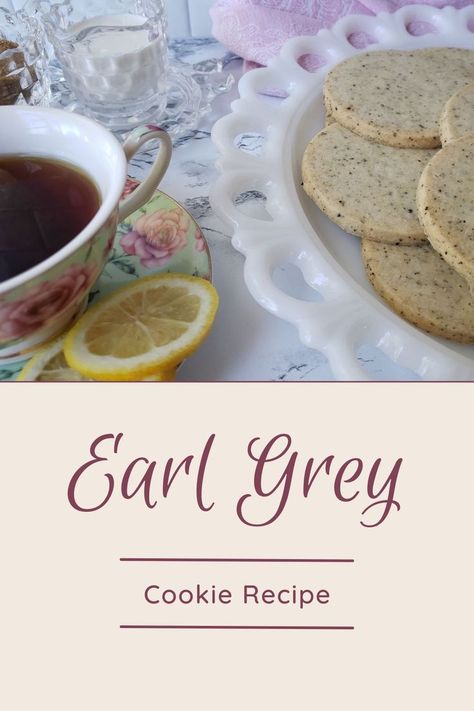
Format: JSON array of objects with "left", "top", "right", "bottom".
[{"left": 165, "top": 0, "right": 214, "bottom": 36}]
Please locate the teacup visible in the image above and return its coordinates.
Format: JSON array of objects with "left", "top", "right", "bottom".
[{"left": 0, "top": 105, "right": 172, "bottom": 364}]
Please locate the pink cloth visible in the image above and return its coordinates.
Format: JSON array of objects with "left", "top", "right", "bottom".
[{"left": 211, "top": 1, "right": 473, "bottom": 65}]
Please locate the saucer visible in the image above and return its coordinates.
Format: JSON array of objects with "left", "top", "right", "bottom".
[
  {"left": 49, "top": 57, "right": 235, "bottom": 139},
  {"left": 0, "top": 180, "right": 211, "bottom": 382}
]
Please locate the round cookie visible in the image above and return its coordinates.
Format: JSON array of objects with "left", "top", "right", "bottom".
[
  {"left": 440, "top": 82, "right": 474, "bottom": 145},
  {"left": 417, "top": 134, "right": 474, "bottom": 284},
  {"left": 325, "top": 112, "right": 335, "bottom": 126},
  {"left": 362, "top": 240, "right": 474, "bottom": 343},
  {"left": 302, "top": 123, "right": 435, "bottom": 245},
  {"left": 325, "top": 48, "right": 474, "bottom": 148}
]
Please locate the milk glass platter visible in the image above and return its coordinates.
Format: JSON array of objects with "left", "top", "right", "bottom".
[{"left": 211, "top": 4, "right": 474, "bottom": 380}]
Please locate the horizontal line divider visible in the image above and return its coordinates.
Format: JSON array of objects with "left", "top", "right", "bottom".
[
  {"left": 120, "top": 625, "right": 354, "bottom": 630},
  {"left": 120, "top": 558, "right": 354, "bottom": 564}
]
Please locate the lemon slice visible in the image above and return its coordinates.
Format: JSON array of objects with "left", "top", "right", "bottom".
[
  {"left": 143, "top": 370, "right": 177, "bottom": 382},
  {"left": 18, "top": 336, "right": 178, "bottom": 382},
  {"left": 64, "top": 274, "right": 218, "bottom": 381},
  {"left": 18, "top": 337, "right": 92, "bottom": 382}
]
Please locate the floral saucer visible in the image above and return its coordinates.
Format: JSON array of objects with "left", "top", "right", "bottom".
[{"left": 0, "top": 180, "right": 211, "bottom": 382}]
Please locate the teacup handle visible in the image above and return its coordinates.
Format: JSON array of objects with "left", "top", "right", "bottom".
[{"left": 118, "top": 125, "right": 173, "bottom": 222}]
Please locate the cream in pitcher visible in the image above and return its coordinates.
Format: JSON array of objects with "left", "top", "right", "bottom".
[{"left": 39, "top": 0, "right": 168, "bottom": 130}]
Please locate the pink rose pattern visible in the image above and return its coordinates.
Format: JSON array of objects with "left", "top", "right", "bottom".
[
  {"left": 120, "top": 208, "right": 191, "bottom": 269},
  {"left": 194, "top": 228, "right": 207, "bottom": 254},
  {"left": 0, "top": 263, "right": 97, "bottom": 344}
]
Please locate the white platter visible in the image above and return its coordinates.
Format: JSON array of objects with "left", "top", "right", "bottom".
[{"left": 211, "top": 4, "right": 474, "bottom": 380}]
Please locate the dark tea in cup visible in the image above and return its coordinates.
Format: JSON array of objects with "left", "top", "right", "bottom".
[
  {"left": 0, "top": 156, "right": 100, "bottom": 281},
  {"left": 0, "top": 105, "right": 172, "bottom": 363}
]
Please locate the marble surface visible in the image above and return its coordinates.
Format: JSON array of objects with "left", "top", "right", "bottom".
[{"left": 129, "top": 38, "right": 418, "bottom": 382}]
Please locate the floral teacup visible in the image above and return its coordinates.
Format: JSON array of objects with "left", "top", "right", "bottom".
[{"left": 0, "top": 106, "right": 172, "bottom": 363}]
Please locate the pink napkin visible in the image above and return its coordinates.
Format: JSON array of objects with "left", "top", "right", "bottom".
[{"left": 211, "top": 1, "right": 473, "bottom": 66}]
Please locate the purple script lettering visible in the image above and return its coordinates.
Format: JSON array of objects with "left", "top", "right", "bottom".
[
  {"left": 67, "top": 433, "right": 215, "bottom": 513},
  {"left": 238, "top": 434, "right": 401, "bottom": 528}
]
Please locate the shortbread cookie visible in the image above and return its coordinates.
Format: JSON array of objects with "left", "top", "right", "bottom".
[
  {"left": 325, "top": 48, "right": 474, "bottom": 148},
  {"left": 417, "top": 134, "right": 474, "bottom": 284},
  {"left": 302, "top": 123, "right": 434, "bottom": 244},
  {"left": 440, "top": 82, "right": 474, "bottom": 145},
  {"left": 362, "top": 240, "right": 474, "bottom": 343}
]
